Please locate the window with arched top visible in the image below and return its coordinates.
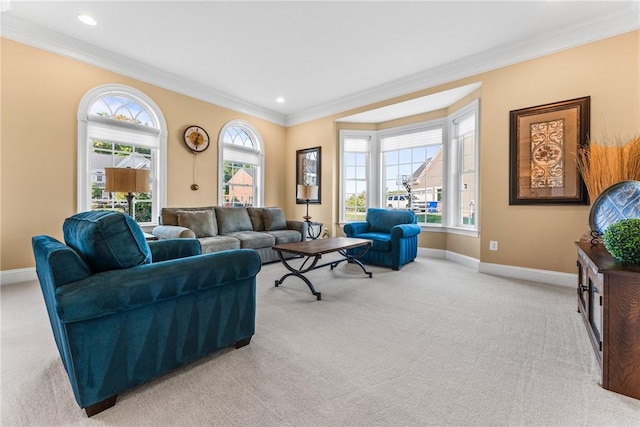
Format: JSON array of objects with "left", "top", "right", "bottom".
[
  {"left": 218, "top": 120, "right": 264, "bottom": 207},
  {"left": 77, "top": 84, "right": 167, "bottom": 224}
]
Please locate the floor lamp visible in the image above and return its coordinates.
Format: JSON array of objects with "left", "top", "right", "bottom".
[{"left": 105, "top": 167, "right": 150, "bottom": 218}]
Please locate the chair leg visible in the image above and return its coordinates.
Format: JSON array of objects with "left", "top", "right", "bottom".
[
  {"left": 85, "top": 395, "right": 117, "bottom": 417},
  {"left": 235, "top": 336, "right": 252, "bottom": 349}
]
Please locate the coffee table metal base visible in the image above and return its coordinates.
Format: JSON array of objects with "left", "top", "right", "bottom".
[{"left": 274, "top": 246, "right": 373, "bottom": 300}]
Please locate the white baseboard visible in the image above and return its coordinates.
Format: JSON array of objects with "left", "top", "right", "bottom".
[
  {"left": 418, "top": 249, "right": 576, "bottom": 288},
  {"left": 478, "top": 262, "right": 576, "bottom": 288},
  {"left": 1, "top": 268, "right": 37, "bottom": 286},
  {"left": 1, "top": 251, "right": 577, "bottom": 289}
]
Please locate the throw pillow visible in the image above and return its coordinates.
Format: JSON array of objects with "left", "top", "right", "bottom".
[
  {"left": 247, "top": 207, "right": 265, "bottom": 231},
  {"left": 63, "top": 211, "right": 151, "bottom": 273},
  {"left": 177, "top": 210, "right": 217, "bottom": 237},
  {"left": 262, "top": 207, "right": 287, "bottom": 231},
  {"left": 214, "top": 207, "right": 253, "bottom": 234}
]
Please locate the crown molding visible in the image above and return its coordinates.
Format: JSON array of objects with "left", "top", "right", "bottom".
[
  {"left": 2, "top": 3, "right": 638, "bottom": 129},
  {"left": 286, "top": 3, "right": 640, "bottom": 126},
  {"left": 0, "top": 14, "right": 287, "bottom": 126}
]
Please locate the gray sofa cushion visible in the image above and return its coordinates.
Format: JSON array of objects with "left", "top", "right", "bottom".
[
  {"left": 215, "top": 207, "right": 253, "bottom": 234},
  {"left": 262, "top": 208, "right": 287, "bottom": 231},
  {"left": 161, "top": 206, "right": 215, "bottom": 226},
  {"left": 198, "top": 235, "right": 241, "bottom": 254},
  {"left": 224, "top": 231, "right": 275, "bottom": 249},
  {"left": 177, "top": 210, "right": 217, "bottom": 237},
  {"left": 247, "top": 207, "right": 265, "bottom": 231},
  {"left": 267, "top": 229, "right": 302, "bottom": 245}
]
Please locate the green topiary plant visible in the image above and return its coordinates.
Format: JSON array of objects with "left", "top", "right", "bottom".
[{"left": 603, "top": 218, "right": 640, "bottom": 264}]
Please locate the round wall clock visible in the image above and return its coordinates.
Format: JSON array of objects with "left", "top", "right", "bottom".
[{"left": 183, "top": 126, "right": 210, "bottom": 153}]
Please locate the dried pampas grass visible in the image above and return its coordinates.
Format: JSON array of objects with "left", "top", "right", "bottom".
[{"left": 576, "top": 135, "right": 640, "bottom": 200}]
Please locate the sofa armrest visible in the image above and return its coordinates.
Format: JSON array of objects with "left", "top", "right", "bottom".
[
  {"left": 286, "top": 220, "right": 309, "bottom": 241},
  {"left": 152, "top": 225, "right": 196, "bottom": 239},
  {"left": 391, "top": 224, "right": 422, "bottom": 239},
  {"left": 55, "top": 249, "right": 262, "bottom": 323},
  {"left": 344, "top": 221, "right": 370, "bottom": 237},
  {"left": 148, "top": 239, "right": 201, "bottom": 263}
]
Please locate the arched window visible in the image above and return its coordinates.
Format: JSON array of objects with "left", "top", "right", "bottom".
[
  {"left": 77, "top": 84, "right": 167, "bottom": 224},
  {"left": 218, "top": 120, "right": 264, "bottom": 207}
]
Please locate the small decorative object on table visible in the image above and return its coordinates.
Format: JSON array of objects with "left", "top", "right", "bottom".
[
  {"left": 603, "top": 218, "right": 640, "bottom": 264},
  {"left": 588, "top": 180, "right": 640, "bottom": 246}
]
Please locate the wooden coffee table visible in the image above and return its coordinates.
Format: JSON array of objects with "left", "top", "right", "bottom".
[{"left": 272, "top": 237, "right": 373, "bottom": 300}]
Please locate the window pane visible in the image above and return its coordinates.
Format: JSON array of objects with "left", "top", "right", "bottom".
[
  {"left": 90, "top": 140, "right": 153, "bottom": 222},
  {"left": 223, "top": 162, "right": 255, "bottom": 206}
]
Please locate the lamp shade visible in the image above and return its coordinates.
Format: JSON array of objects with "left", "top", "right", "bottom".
[
  {"left": 105, "top": 168, "right": 150, "bottom": 193},
  {"left": 297, "top": 184, "right": 318, "bottom": 200}
]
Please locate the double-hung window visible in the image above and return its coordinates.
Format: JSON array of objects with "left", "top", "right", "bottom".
[
  {"left": 218, "top": 120, "right": 264, "bottom": 207},
  {"left": 340, "top": 132, "right": 373, "bottom": 221},
  {"left": 77, "top": 84, "right": 167, "bottom": 224},
  {"left": 381, "top": 124, "right": 444, "bottom": 223},
  {"left": 340, "top": 99, "right": 479, "bottom": 232}
]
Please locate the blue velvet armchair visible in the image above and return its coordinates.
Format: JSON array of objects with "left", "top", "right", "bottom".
[
  {"left": 32, "top": 211, "right": 261, "bottom": 416},
  {"left": 343, "top": 208, "right": 421, "bottom": 270}
]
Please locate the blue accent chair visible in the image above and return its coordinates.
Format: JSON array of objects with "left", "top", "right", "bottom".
[
  {"left": 343, "top": 208, "right": 421, "bottom": 270},
  {"left": 32, "top": 211, "right": 261, "bottom": 416}
]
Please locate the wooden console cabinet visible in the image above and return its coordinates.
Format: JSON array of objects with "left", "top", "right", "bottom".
[{"left": 576, "top": 242, "right": 640, "bottom": 400}]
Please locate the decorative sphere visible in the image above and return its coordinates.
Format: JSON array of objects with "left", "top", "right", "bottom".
[
  {"left": 603, "top": 218, "right": 640, "bottom": 264},
  {"left": 190, "top": 184, "right": 199, "bottom": 191}
]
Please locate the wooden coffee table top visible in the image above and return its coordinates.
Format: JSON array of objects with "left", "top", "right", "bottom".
[{"left": 272, "top": 237, "right": 372, "bottom": 257}]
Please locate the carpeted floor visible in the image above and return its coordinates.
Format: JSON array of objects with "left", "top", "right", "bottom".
[{"left": 2, "top": 255, "right": 640, "bottom": 426}]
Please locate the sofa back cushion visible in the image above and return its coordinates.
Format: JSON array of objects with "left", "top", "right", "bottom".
[
  {"left": 366, "top": 208, "right": 416, "bottom": 233},
  {"left": 262, "top": 207, "right": 287, "bottom": 231},
  {"left": 215, "top": 207, "right": 253, "bottom": 234},
  {"left": 177, "top": 210, "right": 217, "bottom": 237},
  {"left": 63, "top": 211, "right": 151, "bottom": 273},
  {"left": 161, "top": 206, "right": 215, "bottom": 226},
  {"left": 247, "top": 207, "right": 265, "bottom": 231}
]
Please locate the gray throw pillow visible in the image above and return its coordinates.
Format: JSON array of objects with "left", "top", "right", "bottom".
[
  {"left": 263, "top": 207, "right": 287, "bottom": 231},
  {"left": 214, "top": 207, "right": 253, "bottom": 234},
  {"left": 247, "top": 207, "right": 265, "bottom": 231},
  {"left": 177, "top": 210, "right": 217, "bottom": 237}
]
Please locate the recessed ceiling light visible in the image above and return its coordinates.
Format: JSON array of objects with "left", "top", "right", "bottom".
[
  {"left": 276, "top": 97, "right": 285, "bottom": 103},
  {"left": 77, "top": 14, "right": 97, "bottom": 26}
]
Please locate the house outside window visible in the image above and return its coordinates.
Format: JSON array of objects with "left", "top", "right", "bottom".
[
  {"left": 218, "top": 120, "right": 264, "bottom": 207},
  {"left": 77, "top": 84, "right": 167, "bottom": 224}
]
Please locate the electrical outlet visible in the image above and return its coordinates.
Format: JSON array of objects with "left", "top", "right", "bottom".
[{"left": 489, "top": 241, "right": 498, "bottom": 251}]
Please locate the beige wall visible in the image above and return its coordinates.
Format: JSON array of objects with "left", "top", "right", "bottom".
[
  {"left": 2, "top": 31, "right": 639, "bottom": 274},
  {"left": 1, "top": 39, "right": 286, "bottom": 271},
  {"left": 288, "top": 30, "right": 639, "bottom": 273}
]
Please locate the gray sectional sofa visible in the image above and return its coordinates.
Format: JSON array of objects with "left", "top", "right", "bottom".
[{"left": 152, "top": 206, "right": 308, "bottom": 263}]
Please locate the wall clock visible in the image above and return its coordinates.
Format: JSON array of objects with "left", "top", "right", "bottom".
[{"left": 183, "top": 125, "right": 210, "bottom": 153}]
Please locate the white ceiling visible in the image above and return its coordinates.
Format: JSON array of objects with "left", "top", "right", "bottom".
[{"left": 2, "top": 1, "right": 639, "bottom": 125}]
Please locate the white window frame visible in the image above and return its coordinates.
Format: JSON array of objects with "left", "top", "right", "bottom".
[
  {"left": 339, "top": 99, "right": 479, "bottom": 236},
  {"left": 446, "top": 99, "right": 479, "bottom": 235},
  {"left": 339, "top": 130, "right": 377, "bottom": 222},
  {"left": 77, "top": 84, "right": 167, "bottom": 225},
  {"left": 217, "top": 120, "right": 264, "bottom": 207}
]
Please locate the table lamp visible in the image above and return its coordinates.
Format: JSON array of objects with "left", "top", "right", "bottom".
[{"left": 105, "top": 167, "right": 150, "bottom": 217}]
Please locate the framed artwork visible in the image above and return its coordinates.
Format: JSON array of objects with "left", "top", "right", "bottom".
[
  {"left": 296, "top": 146, "right": 321, "bottom": 204},
  {"left": 509, "top": 96, "right": 590, "bottom": 205}
]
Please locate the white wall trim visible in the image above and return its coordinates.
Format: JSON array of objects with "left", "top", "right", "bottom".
[
  {"left": 478, "top": 262, "right": 576, "bottom": 288},
  {"left": 2, "top": 5, "right": 637, "bottom": 128},
  {"left": 1, "top": 268, "right": 37, "bottom": 286},
  {"left": 417, "top": 249, "right": 576, "bottom": 288},
  {"left": 0, "top": 14, "right": 287, "bottom": 126}
]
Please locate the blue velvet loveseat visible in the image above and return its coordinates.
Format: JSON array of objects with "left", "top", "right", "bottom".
[
  {"left": 32, "top": 211, "right": 261, "bottom": 416},
  {"left": 343, "top": 208, "right": 421, "bottom": 270}
]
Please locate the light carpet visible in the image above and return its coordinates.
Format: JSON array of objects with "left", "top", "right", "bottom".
[{"left": 2, "top": 255, "right": 640, "bottom": 426}]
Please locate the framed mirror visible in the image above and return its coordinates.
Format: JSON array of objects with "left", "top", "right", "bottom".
[{"left": 296, "top": 146, "right": 321, "bottom": 204}]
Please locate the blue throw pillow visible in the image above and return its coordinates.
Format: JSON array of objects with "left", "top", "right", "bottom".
[{"left": 63, "top": 211, "right": 151, "bottom": 273}]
